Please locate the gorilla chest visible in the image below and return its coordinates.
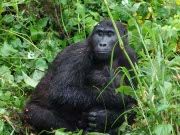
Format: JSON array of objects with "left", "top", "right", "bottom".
[{"left": 86, "top": 65, "right": 120, "bottom": 89}]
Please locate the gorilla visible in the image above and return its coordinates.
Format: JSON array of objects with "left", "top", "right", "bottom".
[{"left": 23, "top": 20, "right": 137, "bottom": 134}]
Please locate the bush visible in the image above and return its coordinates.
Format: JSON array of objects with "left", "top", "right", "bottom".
[{"left": 0, "top": 0, "right": 179, "bottom": 134}]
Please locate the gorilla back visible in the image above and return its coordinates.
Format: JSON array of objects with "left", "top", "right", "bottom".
[{"left": 23, "top": 20, "right": 137, "bottom": 133}]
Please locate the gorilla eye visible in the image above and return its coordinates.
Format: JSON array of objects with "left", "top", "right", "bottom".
[
  {"left": 97, "top": 30, "right": 103, "bottom": 36},
  {"left": 107, "top": 31, "right": 114, "bottom": 37}
]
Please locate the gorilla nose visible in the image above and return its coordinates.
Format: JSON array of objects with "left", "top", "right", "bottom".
[{"left": 99, "top": 43, "right": 107, "bottom": 47}]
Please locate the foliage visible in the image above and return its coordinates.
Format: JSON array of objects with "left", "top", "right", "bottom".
[{"left": 0, "top": 0, "right": 179, "bottom": 135}]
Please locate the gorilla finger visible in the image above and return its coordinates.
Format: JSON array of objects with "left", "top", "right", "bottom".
[
  {"left": 88, "top": 116, "right": 96, "bottom": 121},
  {"left": 88, "top": 123, "right": 97, "bottom": 128},
  {"left": 88, "top": 112, "right": 96, "bottom": 117}
]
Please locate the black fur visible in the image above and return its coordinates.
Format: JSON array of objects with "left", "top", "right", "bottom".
[{"left": 23, "top": 20, "right": 137, "bottom": 134}]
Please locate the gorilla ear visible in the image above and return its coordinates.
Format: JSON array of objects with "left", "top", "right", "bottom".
[
  {"left": 122, "top": 22, "right": 128, "bottom": 31},
  {"left": 114, "top": 21, "right": 127, "bottom": 35},
  {"left": 115, "top": 21, "right": 129, "bottom": 45},
  {"left": 120, "top": 22, "right": 128, "bottom": 35}
]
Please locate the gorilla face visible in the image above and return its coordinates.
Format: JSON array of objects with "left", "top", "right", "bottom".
[{"left": 91, "top": 23, "right": 118, "bottom": 61}]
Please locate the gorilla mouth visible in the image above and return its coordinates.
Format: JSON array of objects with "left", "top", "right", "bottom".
[
  {"left": 96, "top": 51, "right": 110, "bottom": 54},
  {"left": 95, "top": 51, "right": 111, "bottom": 60},
  {"left": 97, "top": 52, "right": 108, "bottom": 54}
]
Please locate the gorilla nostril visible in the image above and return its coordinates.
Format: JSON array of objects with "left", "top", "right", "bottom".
[
  {"left": 99, "top": 43, "right": 107, "bottom": 47},
  {"left": 102, "top": 44, "right": 107, "bottom": 47}
]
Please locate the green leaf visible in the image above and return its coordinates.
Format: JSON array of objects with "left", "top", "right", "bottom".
[
  {"left": 131, "top": 3, "right": 141, "bottom": 12},
  {"left": 0, "top": 42, "right": 17, "bottom": 57},
  {"left": 22, "top": 71, "right": 38, "bottom": 88},
  {"left": 37, "top": 17, "right": 49, "bottom": 29},
  {"left": 0, "top": 66, "right": 14, "bottom": 84},
  {"left": 0, "top": 120, "right": 4, "bottom": 132},
  {"left": 75, "top": 3, "right": 85, "bottom": 16},
  {"left": 10, "top": 38, "right": 22, "bottom": 48},
  {"left": 157, "top": 103, "right": 169, "bottom": 112},
  {"left": 137, "top": 3, "right": 149, "bottom": 18},
  {"left": 59, "top": 0, "right": 67, "bottom": 5},
  {"left": 163, "top": 81, "right": 172, "bottom": 92},
  {"left": 0, "top": 108, "right": 6, "bottom": 115},
  {"left": 72, "top": 33, "right": 84, "bottom": 43},
  {"left": 85, "top": 17, "right": 98, "bottom": 33},
  {"left": 35, "top": 58, "right": 48, "bottom": 71},
  {"left": 14, "top": 97, "right": 21, "bottom": 107},
  {"left": 0, "top": 3, "right": 4, "bottom": 14},
  {"left": 154, "top": 124, "right": 173, "bottom": 135},
  {"left": 1, "top": 91, "right": 11, "bottom": 101},
  {"left": 157, "top": 7, "right": 170, "bottom": 18},
  {"left": 55, "top": 129, "right": 68, "bottom": 135},
  {"left": 89, "top": 11, "right": 100, "bottom": 20},
  {"left": 169, "top": 56, "right": 180, "bottom": 66},
  {"left": 32, "top": 70, "right": 45, "bottom": 82},
  {"left": 2, "top": 14, "right": 14, "bottom": 23},
  {"left": 0, "top": 101, "right": 6, "bottom": 107},
  {"left": 30, "top": 27, "right": 44, "bottom": 41},
  {"left": 116, "top": 86, "right": 134, "bottom": 96}
]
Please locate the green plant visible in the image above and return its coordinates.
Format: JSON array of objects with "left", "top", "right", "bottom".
[{"left": 0, "top": 0, "right": 179, "bottom": 135}]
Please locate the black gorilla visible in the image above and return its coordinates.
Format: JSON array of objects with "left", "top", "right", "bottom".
[{"left": 23, "top": 20, "right": 137, "bottom": 134}]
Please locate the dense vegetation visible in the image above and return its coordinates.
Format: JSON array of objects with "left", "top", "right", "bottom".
[{"left": 0, "top": 0, "right": 179, "bottom": 135}]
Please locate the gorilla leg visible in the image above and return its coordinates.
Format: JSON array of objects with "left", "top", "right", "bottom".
[{"left": 24, "top": 104, "right": 73, "bottom": 131}]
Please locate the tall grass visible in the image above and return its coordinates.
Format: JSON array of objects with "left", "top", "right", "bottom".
[{"left": 103, "top": 0, "right": 180, "bottom": 135}]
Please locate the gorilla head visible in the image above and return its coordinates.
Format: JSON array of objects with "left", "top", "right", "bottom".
[{"left": 89, "top": 20, "right": 128, "bottom": 61}]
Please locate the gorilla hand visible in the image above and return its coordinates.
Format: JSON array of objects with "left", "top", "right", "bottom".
[{"left": 86, "top": 108, "right": 119, "bottom": 132}]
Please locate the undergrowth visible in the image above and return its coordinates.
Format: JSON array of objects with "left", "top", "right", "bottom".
[{"left": 0, "top": 0, "right": 179, "bottom": 135}]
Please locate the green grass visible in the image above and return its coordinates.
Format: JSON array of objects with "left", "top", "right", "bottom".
[{"left": 0, "top": 0, "right": 179, "bottom": 135}]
